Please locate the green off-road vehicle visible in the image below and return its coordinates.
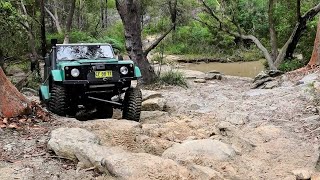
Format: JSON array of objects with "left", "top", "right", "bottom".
[{"left": 39, "top": 39, "right": 142, "bottom": 121}]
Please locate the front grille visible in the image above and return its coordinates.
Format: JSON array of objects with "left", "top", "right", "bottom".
[{"left": 64, "top": 64, "right": 134, "bottom": 82}]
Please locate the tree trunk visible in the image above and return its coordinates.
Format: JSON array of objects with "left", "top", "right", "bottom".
[
  {"left": 20, "top": 0, "right": 40, "bottom": 73},
  {"left": 0, "top": 67, "right": 31, "bottom": 118},
  {"left": 268, "top": 0, "right": 278, "bottom": 60},
  {"left": 63, "top": 0, "right": 76, "bottom": 44},
  {"left": 105, "top": 0, "right": 108, "bottom": 28},
  {"left": 308, "top": 18, "right": 320, "bottom": 66},
  {"left": 100, "top": 0, "right": 105, "bottom": 28},
  {"left": 168, "top": 0, "right": 178, "bottom": 31},
  {"left": 40, "top": 0, "right": 47, "bottom": 62},
  {"left": 116, "top": 0, "right": 155, "bottom": 84}
]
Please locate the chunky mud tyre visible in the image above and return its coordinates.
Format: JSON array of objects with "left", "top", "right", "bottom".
[
  {"left": 122, "top": 88, "right": 142, "bottom": 121},
  {"left": 48, "top": 83, "right": 68, "bottom": 116}
]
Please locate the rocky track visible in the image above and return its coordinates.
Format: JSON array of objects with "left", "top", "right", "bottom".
[{"left": 1, "top": 72, "right": 320, "bottom": 179}]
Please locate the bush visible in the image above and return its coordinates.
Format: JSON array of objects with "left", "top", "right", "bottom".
[
  {"left": 278, "top": 59, "right": 305, "bottom": 72},
  {"left": 156, "top": 69, "right": 188, "bottom": 88},
  {"left": 46, "top": 31, "right": 95, "bottom": 44}
]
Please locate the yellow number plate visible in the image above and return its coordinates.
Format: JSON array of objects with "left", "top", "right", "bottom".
[{"left": 95, "top": 71, "right": 113, "bottom": 78}]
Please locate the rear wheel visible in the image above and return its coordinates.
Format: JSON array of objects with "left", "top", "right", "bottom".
[
  {"left": 122, "top": 88, "right": 142, "bottom": 121},
  {"left": 48, "top": 83, "right": 68, "bottom": 116}
]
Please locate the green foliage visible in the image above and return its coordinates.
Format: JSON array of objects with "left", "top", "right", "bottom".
[
  {"left": 143, "top": 18, "right": 171, "bottom": 35},
  {"left": 26, "top": 73, "right": 41, "bottom": 89},
  {"left": 162, "top": 21, "right": 219, "bottom": 55},
  {"left": 278, "top": 59, "right": 305, "bottom": 72},
  {"left": 46, "top": 23, "right": 126, "bottom": 52},
  {"left": 156, "top": 69, "right": 188, "bottom": 88},
  {"left": 0, "top": 1, "right": 29, "bottom": 58}
]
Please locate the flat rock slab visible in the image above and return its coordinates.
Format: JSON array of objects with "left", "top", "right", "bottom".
[
  {"left": 162, "top": 139, "right": 236, "bottom": 164},
  {"left": 141, "top": 90, "right": 162, "bottom": 101},
  {"left": 102, "top": 152, "right": 192, "bottom": 179}
]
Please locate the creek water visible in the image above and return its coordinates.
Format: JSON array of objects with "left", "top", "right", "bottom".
[{"left": 181, "top": 60, "right": 265, "bottom": 78}]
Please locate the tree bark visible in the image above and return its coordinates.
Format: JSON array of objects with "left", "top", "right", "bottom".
[
  {"left": 116, "top": 0, "right": 155, "bottom": 84},
  {"left": 0, "top": 67, "right": 31, "bottom": 118},
  {"left": 0, "top": 49, "right": 4, "bottom": 74},
  {"left": 268, "top": 0, "right": 278, "bottom": 60},
  {"left": 308, "top": 18, "right": 320, "bottom": 66},
  {"left": 63, "top": 0, "right": 76, "bottom": 44}
]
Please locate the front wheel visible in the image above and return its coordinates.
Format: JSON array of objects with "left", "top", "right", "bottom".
[
  {"left": 122, "top": 88, "right": 142, "bottom": 122},
  {"left": 48, "top": 83, "right": 68, "bottom": 116}
]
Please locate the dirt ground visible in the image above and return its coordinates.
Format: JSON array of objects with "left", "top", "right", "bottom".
[{"left": 1, "top": 72, "right": 320, "bottom": 179}]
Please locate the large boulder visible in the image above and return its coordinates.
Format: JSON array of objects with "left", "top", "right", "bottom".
[
  {"left": 162, "top": 139, "right": 236, "bottom": 165},
  {"left": 47, "top": 128, "right": 100, "bottom": 160},
  {"left": 101, "top": 152, "right": 192, "bottom": 179},
  {"left": 142, "top": 98, "right": 166, "bottom": 111}
]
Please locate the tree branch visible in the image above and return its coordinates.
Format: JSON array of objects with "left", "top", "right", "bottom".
[
  {"left": 45, "top": 7, "right": 57, "bottom": 21},
  {"left": 301, "top": 3, "right": 320, "bottom": 20},
  {"left": 143, "top": 24, "right": 175, "bottom": 56},
  {"left": 197, "top": 1, "right": 277, "bottom": 70},
  {"left": 285, "top": 3, "right": 320, "bottom": 58},
  {"left": 297, "top": 0, "right": 301, "bottom": 21}
]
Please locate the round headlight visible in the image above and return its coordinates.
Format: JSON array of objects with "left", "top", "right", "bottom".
[
  {"left": 71, "top": 68, "right": 80, "bottom": 77},
  {"left": 120, "top": 66, "right": 129, "bottom": 75}
]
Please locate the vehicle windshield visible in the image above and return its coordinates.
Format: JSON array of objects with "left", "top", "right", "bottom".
[{"left": 56, "top": 45, "right": 114, "bottom": 61}]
